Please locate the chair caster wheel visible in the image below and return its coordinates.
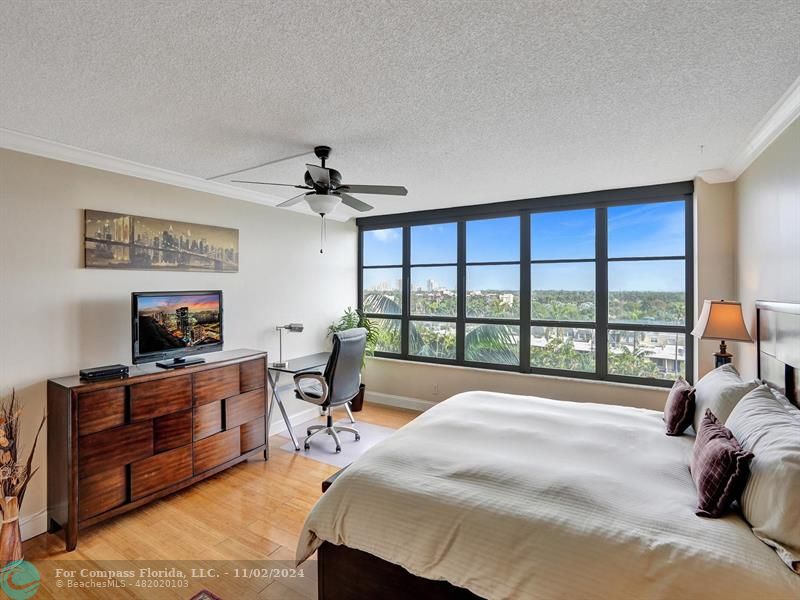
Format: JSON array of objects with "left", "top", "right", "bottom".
[
  {"left": 304, "top": 444, "right": 310, "bottom": 451},
  {"left": 335, "top": 447, "right": 341, "bottom": 453},
  {"left": 355, "top": 434, "right": 361, "bottom": 441},
  {"left": 306, "top": 429, "right": 313, "bottom": 436}
]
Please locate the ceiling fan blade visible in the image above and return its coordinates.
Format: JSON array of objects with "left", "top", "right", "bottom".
[
  {"left": 276, "top": 193, "right": 308, "bottom": 208},
  {"left": 337, "top": 184, "right": 407, "bottom": 196},
  {"left": 231, "top": 180, "right": 312, "bottom": 189},
  {"left": 339, "top": 193, "right": 374, "bottom": 212},
  {"left": 306, "top": 164, "right": 330, "bottom": 187}
]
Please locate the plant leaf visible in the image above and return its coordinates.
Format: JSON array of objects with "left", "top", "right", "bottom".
[{"left": 17, "top": 413, "right": 46, "bottom": 508}]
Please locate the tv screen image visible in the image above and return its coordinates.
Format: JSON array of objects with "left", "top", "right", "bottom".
[{"left": 133, "top": 291, "right": 222, "bottom": 363}]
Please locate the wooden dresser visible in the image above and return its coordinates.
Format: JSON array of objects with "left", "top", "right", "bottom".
[{"left": 47, "top": 348, "right": 268, "bottom": 550}]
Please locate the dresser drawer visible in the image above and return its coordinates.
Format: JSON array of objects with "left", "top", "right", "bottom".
[
  {"left": 193, "top": 428, "right": 240, "bottom": 474},
  {"left": 79, "top": 422, "right": 153, "bottom": 479},
  {"left": 240, "top": 417, "right": 266, "bottom": 452},
  {"left": 131, "top": 375, "right": 192, "bottom": 421},
  {"left": 225, "top": 389, "right": 265, "bottom": 430},
  {"left": 131, "top": 446, "right": 192, "bottom": 500},
  {"left": 193, "top": 401, "right": 222, "bottom": 441},
  {"left": 239, "top": 358, "right": 265, "bottom": 392},
  {"left": 154, "top": 409, "right": 192, "bottom": 453},
  {"left": 193, "top": 366, "right": 239, "bottom": 406},
  {"left": 78, "top": 387, "right": 126, "bottom": 436},
  {"left": 78, "top": 466, "right": 126, "bottom": 520}
]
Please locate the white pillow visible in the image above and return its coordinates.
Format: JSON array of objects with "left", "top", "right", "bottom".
[
  {"left": 692, "top": 364, "right": 758, "bottom": 433},
  {"left": 769, "top": 387, "right": 796, "bottom": 411},
  {"left": 726, "top": 385, "right": 800, "bottom": 572}
]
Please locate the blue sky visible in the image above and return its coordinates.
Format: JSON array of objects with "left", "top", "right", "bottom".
[{"left": 364, "top": 201, "right": 685, "bottom": 291}]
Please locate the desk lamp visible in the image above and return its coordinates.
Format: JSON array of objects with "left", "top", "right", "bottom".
[{"left": 274, "top": 323, "right": 304, "bottom": 368}]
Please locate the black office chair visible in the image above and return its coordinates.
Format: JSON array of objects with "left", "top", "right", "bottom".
[{"left": 293, "top": 328, "right": 366, "bottom": 453}]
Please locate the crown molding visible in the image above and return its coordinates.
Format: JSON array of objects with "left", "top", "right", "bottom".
[
  {"left": 696, "top": 167, "right": 737, "bottom": 184},
  {"left": 699, "top": 75, "right": 800, "bottom": 184},
  {"left": 0, "top": 127, "right": 353, "bottom": 221}
]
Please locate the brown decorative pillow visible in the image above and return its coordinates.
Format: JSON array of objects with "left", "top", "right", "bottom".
[
  {"left": 664, "top": 376, "right": 695, "bottom": 435},
  {"left": 690, "top": 409, "right": 753, "bottom": 518}
]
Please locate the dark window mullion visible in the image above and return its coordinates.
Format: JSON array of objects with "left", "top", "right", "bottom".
[
  {"left": 409, "top": 262, "right": 458, "bottom": 268},
  {"left": 531, "top": 257, "right": 595, "bottom": 265},
  {"left": 607, "top": 255, "right": 685, "bottom": 262},
  {"left": 531, "top": 320, "right": 597, "bottom": 328},
  {"left": 456, "top": 221, "right": 466, "bottom": 362},
  {"left": 520, "top": 213, "right": 531, "bottom": 372},
  {"left": 606, "top": 323, "right": 687, "bottom": 334},
  {"left": 685, "top": 197, "right": 695, "bottom": 384},
  {"left": 408, "top": 316, "right": 458, "bottom": 323},
  {"left": 357, "top": 230, "right": 364, "bottom": 314},
  {"left": 596, "top": 207, "right": 609, "bottom": 379},
  {"left": 401, "top": 226, "right": 410, "bottom": 357},
  {"left": 464, "top": 260, "right": 520, "bottom": 267},
  {"left": 464, "top": 318, "right": 521, "bottom": 325},
  {"left": 362, "top": 263, "right": 403, "bottom": 269}
]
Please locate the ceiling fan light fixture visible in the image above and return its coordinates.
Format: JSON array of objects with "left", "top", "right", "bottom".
[{"left": 305, "top": 193, "right": 341, "bottom": 216}]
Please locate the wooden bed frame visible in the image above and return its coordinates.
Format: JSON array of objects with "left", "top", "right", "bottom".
[{"left": 316, "top": 300, "right": 800, "bottom": 599}]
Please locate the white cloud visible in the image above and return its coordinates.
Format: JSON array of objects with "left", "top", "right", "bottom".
[{"left": 371, "top": 228, "right": 401, "bottom": 242}]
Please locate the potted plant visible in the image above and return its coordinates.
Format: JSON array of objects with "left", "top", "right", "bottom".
[
  {"left": 0, "top": 390, "right": 46, "bottom": 569},
  {"left": 327, "top": 308, "right": 377, "bottom": 411}
]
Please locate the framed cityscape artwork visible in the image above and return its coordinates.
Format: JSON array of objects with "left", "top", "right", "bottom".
[{"left": 84, "top": 210, "right": 239, "bottom": 272}]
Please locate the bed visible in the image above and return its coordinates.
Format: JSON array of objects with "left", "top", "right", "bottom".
[{"left": 297, "top": 301, "right": 800, "bottom": 599}]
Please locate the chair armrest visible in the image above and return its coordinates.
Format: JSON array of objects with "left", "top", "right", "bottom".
[{"left": 293, "top": 373, "right": 329, "bottom": 405}]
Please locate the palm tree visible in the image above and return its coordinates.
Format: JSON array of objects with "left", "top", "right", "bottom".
[
  {"left": 365, "top": 292, "right": 518, "bottom": 363},
  {"left": 465, "top": 324, "right": 518, "bottom": 364}
]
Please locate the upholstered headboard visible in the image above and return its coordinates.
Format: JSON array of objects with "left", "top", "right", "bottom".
[{"left": 756, "top": 301, "right": 800, "bottom": 407}]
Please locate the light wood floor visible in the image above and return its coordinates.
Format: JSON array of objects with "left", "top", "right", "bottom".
[{"left": 24, "top": 404, "right": 419, "bottom": 599}]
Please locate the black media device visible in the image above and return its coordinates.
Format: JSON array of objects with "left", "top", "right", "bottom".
[
  {"left": 79, "top": 364, "right": 129, "bottom": 381},
  {"left": 132, "top": 290, "right": 223, "bottom": 369}
]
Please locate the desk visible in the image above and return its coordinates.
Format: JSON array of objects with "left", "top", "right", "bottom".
[{"left": 268, "top": 352, "right": 330, "bottom": 451}]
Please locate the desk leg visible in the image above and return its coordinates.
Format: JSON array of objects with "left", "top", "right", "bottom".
[{"left": 268, "top": 370, "right": 300, "bottom": 451}]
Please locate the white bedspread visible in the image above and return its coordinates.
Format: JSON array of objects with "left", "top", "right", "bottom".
[{"left": 297, "top": 391, "right": 799, "bottom": 599}]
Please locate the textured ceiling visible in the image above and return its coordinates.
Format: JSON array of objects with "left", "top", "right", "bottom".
[{"left": 2, "top": 1, "right": 799, "bottom": 217}]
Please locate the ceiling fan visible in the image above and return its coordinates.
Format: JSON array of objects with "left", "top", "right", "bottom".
[{"left": 231, "top": 145, "right": 408, "bottom": 216}]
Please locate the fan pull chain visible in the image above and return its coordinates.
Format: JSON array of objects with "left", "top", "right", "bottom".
[{"left": 319, "top": 215, "right": 327, "bottom": 254}]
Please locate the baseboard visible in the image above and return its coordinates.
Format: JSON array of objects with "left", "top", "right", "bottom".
[
  {"left": 366, "top": 391, "right": 437, "bottom": 412},
  {"left": 21, "top": 508, "right": 47, "bottom": 542},
  {"left": 268, "top": 406, "right": 320, "bottom": 436}
]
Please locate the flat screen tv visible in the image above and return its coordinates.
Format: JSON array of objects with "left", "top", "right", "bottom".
[{"left": 132, "top": 291, "right": 223, "bottom": 367}]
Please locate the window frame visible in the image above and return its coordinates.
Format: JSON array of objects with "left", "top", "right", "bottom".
[{"left": 358, "top": 182, "right": 694, "bottom": 387}]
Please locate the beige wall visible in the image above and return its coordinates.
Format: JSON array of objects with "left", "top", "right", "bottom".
[
  {"left": 0, "top": 149, "right": 357, "bottom": 538},
  {"left": 364, "top": 357, "right": 669, "bottom": 410},
  {"left": 693, "top": 179, "right": 737, "bottom": 377},
  {"left": 734, "top": 118, "right": 800, "bottom": 379}
]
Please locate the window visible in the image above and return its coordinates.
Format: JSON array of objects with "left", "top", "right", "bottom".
[
  {"left": 362, "top": 228, "right": 403, "bottom": 353},
  {"left": 410, "top": 223, "right": 457, "bottom": 359},
  {"left": 465, "top": 216, "right": 520, "bottom": 365},
  {"left": 606, "top": 200, "right": 687, "bottom": 380},
  {"left": 531, "top": 208, "right": 596, "bottom": 372},
  {"left": 358, "top": 182, "right": 693, "bottom": 387}
]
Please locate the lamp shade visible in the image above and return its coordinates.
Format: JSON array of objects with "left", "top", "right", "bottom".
[
  {"left": 279, "top": 323, "right": 304, "bottom": 332},
  {"left": 691, "top": 300, "right": 752, "bottom": 342}
]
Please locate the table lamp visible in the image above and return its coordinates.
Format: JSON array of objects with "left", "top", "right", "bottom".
[
  {"left": 274, "top": 323, "right": 304, "bottom": 368},
  {"left": 692, "top": 300, "right": 752, "bottom": 368}
]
